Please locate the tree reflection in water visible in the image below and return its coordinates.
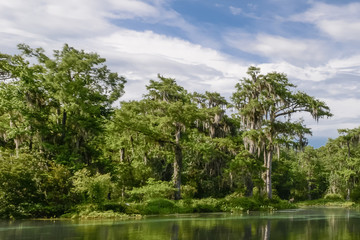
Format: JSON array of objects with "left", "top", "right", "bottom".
[{"left": 1, "top": 209, "right": 360, "bottom": 240}]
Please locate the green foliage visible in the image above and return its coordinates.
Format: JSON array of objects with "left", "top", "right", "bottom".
[
  {"left": 324, "top": 193, "right": 344, "bottom": 201},
  {"left": 350, "top": 186, "right": 360, "bottom": 202},
  {"left": 223, "top": 193, "right": 261, "bottom": 211},
  {"left": 142, "top": 198, "right": 176, "bottom": 214},
  {"left": 2, "top": 43, "right": 359, "bottom": 219},
  {"left": 222, "top": 193, "right": 295, "bottom": 212},
  {"left": 71, "top": 169, "right": 111, "bottom": 205},
  {"left": 0, "top": 43, "right": 126, "bottom": 168},
  {"left": 231, "top": 66, "right": 332, "bottom": 198},
  {"left": 103, "top": 202, "right": 128, "bottom": 212},
  {"left": 128, "top": 178, "right": 175, "bottom": 201},
  {"left": 297, "top": 199, "right": 354, "bottom": 208},
  {"left": 0, "top": 151, "right": 73, "bottom": 218},
  {"left": 181, "top": 185, "right": 197, "bottom": 199},
  {"left": 192, "top": 198, "right": 222, "bottom": 212},
  {"left": 89, "top": 173, "right": 112, "bottom": 204},
  {"left": 61, "top": 203, "right": 139, "bottom": 219}
]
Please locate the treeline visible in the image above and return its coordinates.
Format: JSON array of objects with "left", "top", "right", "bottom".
[{"left": 0, "top": 44, "right": 356, "bottom": 219}]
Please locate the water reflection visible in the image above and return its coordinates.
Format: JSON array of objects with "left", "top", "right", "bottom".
[{"left": 1, "top": 208, "right": 360, "bottom": 240}]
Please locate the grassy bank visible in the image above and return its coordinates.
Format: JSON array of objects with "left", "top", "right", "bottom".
[
  {"left": 295, "top": 194, "right": 357, "bottom": 208},
  {"left": 60, "top": 195, "right": 295, "bottom": 219},
  {"left": 296, "top": 199, "right": 355, "bottom": 208}
]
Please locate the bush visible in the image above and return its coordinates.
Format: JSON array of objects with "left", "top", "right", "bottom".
[
  {"left": 71, "top": 169, "right": 112, "bottom": 205},
  {"left": 142, "top": 198, "right": 176, "bottom": 215},
  {"left": 192, "top": 198, "right": 222, "bottom": 213},
  {"left": 0, "top": 152, "right": 73, "bottom": 218},
  {"left": 0, "top": 152, "right": 44, "bottom": 218},
  {"left": 128, "top": 178, "right": 175, "bottom": 201},
  {"left": 324, "top": 193, "right": 344, "bottom": 201},
  {"left": 265, "top": 197, "right": 295, "bottom": 210},
  {"left": 224, "top": 197, "right": 260, "bottom": 211},
  {"left": 103, "top": 202, "right": 127, "bottom": 213},
  {"left": 221, "top": 193, "right": 295, "bottom": 212},
  {"left": 351, "top": 187, "right": 360, "bottom": 202},
  {"left": 181, "top": 185, "right": 197, "bottom": 199}
]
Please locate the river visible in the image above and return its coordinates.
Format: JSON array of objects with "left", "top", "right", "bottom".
[{"left": 1, "top": 208, "right": 360, "bottom": 239}]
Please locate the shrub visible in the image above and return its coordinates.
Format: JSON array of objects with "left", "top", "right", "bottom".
[
  {"left": 324, "top": 193, "right": 344, "bottom": 201},
  {"left": 71, "top": 169, "right": 112, "bottom": 205},
  {"left": 128, "top": 178, "right": 175, "bottom": 201},
  {"left": 0, "top": 152, "right": 71, "bottom": 218},
  {"left": 103, "top": 202, "right": 127, "bottom": 213},
  {"left": 350, "top": 187, "right": 360, "bottom": 202},
  {"left": 193, "top": 198, "right": 222, "bottom": 213},
  {"left": 142, "top": 198, "right": 176, "bottom": 215},
  {"left": 181, "top": 185, "right": 197, "bottom": 199},
  {"left": 225, "top": 197, "right": 260, "bottom": 211}
]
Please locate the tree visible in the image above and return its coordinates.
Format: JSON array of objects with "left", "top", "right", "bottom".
[
  {"left": 191, "top": 91, "right": 229, "bottom": 138},
  {"left": 144, "top": 75, "right": 199, "bottom": 199},
  {"left": 296, "top": 146, "right": 328, "bottom": 200},
  {"left": 231, "top": 66, "right": 332, "bottom": 198},
  {"left": 0, "top": 44, "right": 126, "bottom": 167},
  {"left": 0, "top": 49, "right": 50, "bottom": 156},
  {"left": 110, "top": 75, "right": 198, "bottom": 199},
  {"left": 321, "top": 127, "right": 360, "bottom": 199}
]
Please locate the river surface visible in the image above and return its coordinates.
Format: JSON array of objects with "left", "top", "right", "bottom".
[{"left": 1, "top": 208, "right": 360, "bottom": 239}]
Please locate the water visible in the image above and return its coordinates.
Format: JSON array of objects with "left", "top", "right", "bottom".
[{"left": 1, "top": 208, "right": 360, "bottom": 239}]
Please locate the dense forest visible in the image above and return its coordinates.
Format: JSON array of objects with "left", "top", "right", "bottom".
[{"left": 0, "top": 44, "right": 359, "bottom": 219}]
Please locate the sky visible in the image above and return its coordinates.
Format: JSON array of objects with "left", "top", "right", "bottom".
[{"left": 1, "top": 0, "right": 360, "bottom": 147}]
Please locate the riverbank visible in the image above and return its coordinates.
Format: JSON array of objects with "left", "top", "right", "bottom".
[
  {"left": 63, "top": 197, "right": 360, "bottom": 219},
  {"left": 296, "top": 199, "right": 356, "bottom": 208},
  {"left": 59, "top": 195, "right": 295, "bottom": 219}
]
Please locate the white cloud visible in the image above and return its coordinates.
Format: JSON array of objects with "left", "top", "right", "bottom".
[
  {"left": 0, "top": 0, "right": 248, "bottom": 101},
  {"left": 327, "top": 55, "right": 360, "bottom": 74},
  {"left": 0, "top": 0, "right": 113, "bottom": 41},
  {"left": 258, "top": 62, "right": 336, "bottom": 82},
  {"left": 0, "top": 0, "right": 194, "bottom": 41},
  {"left": 87, "top": 29, "right": 250, "bottom": 100},
  {"left": 99, "top": 30, "right": 243, "bottom": 73},
  {"left": 106, "top": 0, "right": 160, "bottom": 19},
  {"left": 229, "top": 6, "right": 243, "bottom": 15},
  {"left": 292, "top": 2, "right": 360, "bottom": 42},
  {"left": 305, "top": 97, "right": 360, "bottom": 138},
  {"left": 225, "top": 32, "right": 330, "bottom": 65}
]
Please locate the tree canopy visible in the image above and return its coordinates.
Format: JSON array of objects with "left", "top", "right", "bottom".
[{"left": 6, "top": 44, "right": 360, "bottom": 220}]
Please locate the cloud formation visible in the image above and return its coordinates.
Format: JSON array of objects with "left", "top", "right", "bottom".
[{"left": 292, "top": 2, "right": 360, "bottom": 42}]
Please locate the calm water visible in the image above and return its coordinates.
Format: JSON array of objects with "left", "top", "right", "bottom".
[{"left": 1, "top": 208, "right": 360, "bottom": 240}]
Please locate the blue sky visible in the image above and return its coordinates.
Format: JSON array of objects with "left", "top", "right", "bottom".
[{"left": 2, "top": 0, "right": 360, "bottom": 147}]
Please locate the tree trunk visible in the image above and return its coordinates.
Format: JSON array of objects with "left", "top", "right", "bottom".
[
  {"left": 173, "top": 127, "right": 182, "bottom": 200},
  {"left": 173, "top": 144, "right": 182, "bottom": 200},
  {"left": 29, "top": 135, "right": 33, "bottom": 151},
  {"left": 245, "top": 175, "right": 254, "bottom": 197},
  {"left": 266, "top": 150, "right": 273, "bottom": 199},
  {"left": 346, "top": 183, "right": 350, "bottom": 200},
  {"left": 209, "top": 125, "right": 216, "bottom": 138},
  {"left": 61, "top": 110, "right": 67, "bottom": 143},
  {"left": 262, "top": 148, "right": 267, "bottom": 196},
  {"left": 14, "top": 138, "right": 20, "bottom": 158},
  {"left": 10, "top": 119, "right": 20, "bottom": 158},
  {"left": 120, "top": 148, "right": 125, "bottom": 162},
  {"left": 229, "top": 172, "right": 233, "bottom": 189}
]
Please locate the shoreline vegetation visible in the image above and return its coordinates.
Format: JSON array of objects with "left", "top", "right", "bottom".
[
  {"left": 59, "top": 196, "right": 297, "bottom": 220},
  {"left": 60, "top": 194, "right": 358, "bottom": 220},
  {"left": 1, "top": 44, "right": 360, "bottom": 220},
  {"left": 56, "top": 197, "right": 357, "bottom": 220}
]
